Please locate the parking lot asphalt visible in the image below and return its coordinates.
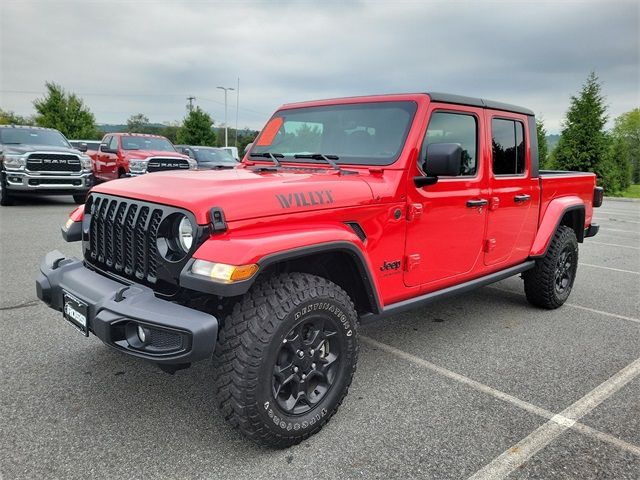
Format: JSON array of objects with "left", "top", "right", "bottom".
[{"left": 1, "top": 196, "right": 638, "bottom": 479}]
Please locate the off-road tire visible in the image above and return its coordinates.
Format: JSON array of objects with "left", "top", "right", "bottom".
[
  {"left": 0, "top": 174, "right": 14, "bottom": 206},
  {"left": 523, "top": 225, "right": 578, "bottom": 309},
  {"left": 73, "top": 193, "right": 87, "bottom": 205},
  {"left": 213, "top": 273, "right": 359, "bottom": 448}
]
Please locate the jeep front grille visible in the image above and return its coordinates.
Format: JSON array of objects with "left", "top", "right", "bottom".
[
  {"left": 27, "top": 153, "right": 81, "bottom": 172},
  {"left": 85, "top": 194, "right": 200, "bottom": 293},
  {"left": 147, "top": 158, "right": 190, "bottom": 173}
]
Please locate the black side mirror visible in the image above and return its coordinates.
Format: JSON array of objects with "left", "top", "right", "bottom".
[
  {"left": 414, "top": 143, "right": 462, "bottom": 188},
  {"left": 78, "top": 143, "right": 88, "bottom": 153},
  {"left": 99, "top": 143, "right": 110, "bottom": 153},
  {"left": 243, "top": 142, "right": 253, "bottom": 155}
]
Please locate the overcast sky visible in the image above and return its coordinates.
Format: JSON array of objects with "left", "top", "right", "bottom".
[{"left": 1, "top": 0, "right": 638, "bottom": 133}]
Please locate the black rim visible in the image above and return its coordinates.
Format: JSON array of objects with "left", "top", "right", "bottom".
[
  {"left": 272, "top": 316, "right": 342, "bottom": 415},
  {"left": 554, "top": 246, "right": 574, "bottom": 294}
]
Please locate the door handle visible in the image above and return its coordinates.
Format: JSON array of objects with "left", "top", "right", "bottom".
[
  {"left": 514, "top": 194, "right": 531, "bottom": 203},
  {"left": 466, "top": 199, "right": 488, "bottom": 208}
]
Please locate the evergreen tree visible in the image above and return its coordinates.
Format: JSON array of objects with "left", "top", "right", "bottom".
[
  {"left": 0, "top": 109, "right": 33, "bottom": 125},
  {"left": 33, "top": 82, "right": 99, "bottom": 139},
  {"left": 554, "top": 72, "right": 614, "bottom": 190},
  {"left": 536, "top": 118, "right": 550, "bottom": 168},
  {"left": 176, "top": 107, "right": 216, "bottom": 146},
  {"left": 126, "top": 113, "right": 151, "bottom": 133}
]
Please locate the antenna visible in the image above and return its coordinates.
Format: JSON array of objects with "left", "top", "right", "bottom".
[{"left": 187, "top": 96, "right": 196, "bottom": 112}]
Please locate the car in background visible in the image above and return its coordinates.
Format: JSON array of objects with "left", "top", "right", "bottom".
[
  {"left": 0, "top": 125, "right": 94, "bottom": 205},
  {"left": 69, "top": 140, "right": 101, "bottom": 154},
  {"left": 175, "top": 145, "right": 239, "bottom": 170},
  {"left": 220, "top": 146, "right": 239, "bottom": 161},
  {"left": 93, "top": 133, "right": 195, "bottom": 181}
]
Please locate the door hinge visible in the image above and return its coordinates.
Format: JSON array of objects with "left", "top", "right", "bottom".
[
  {"left": 405, "top": 254, "right": 421, "bottom": 271},
  {"left": 484, "top": 238, "right": 497, "bottom": 252},
  {"left": 406, "top": 203, "right": 423, "bottom": 221}
]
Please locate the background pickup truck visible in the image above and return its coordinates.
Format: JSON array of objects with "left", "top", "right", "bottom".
[
  {"left": 92, "top": 132, "right": 195, "bottom": 181},
  {"left": 38, "top": 92, "right": 602, "bottom": 448},
  {"left": 0, "top": 124, "right": 94, "bottom": 206}
]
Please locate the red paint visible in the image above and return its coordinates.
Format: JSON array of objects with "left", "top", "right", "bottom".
[
  {"left": 82, "top": 93, "right": 598, "bottom": 308},
  {"left": 92, "top": 133, "right": 189, "bottom": 182}
]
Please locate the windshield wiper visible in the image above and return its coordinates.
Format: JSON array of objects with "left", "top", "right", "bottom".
[
  {"left": 294, "top": 153, "right": 340, "bottom": 171},
  {"left": 249, "top": 152, "right": 283, "bottom": 167}
]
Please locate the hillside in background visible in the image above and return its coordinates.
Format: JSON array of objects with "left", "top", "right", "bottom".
[{"left": 546, "top": 134, "right": 560, "bottom": 151}]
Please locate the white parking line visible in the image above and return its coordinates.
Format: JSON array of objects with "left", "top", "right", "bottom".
[
  {"left": 579, "top": 263, "right": 640, "bottom": 275},
  {"left": 467, "top": 358, "right": 640, "bottom": 479},
  {"left": 598, "top": 218, "right": 640, "bottom": 224},
  {"left": 361, "top": 336, "right": 640, "bottom": 458},
  {"left": 584, "top": 241, "right": 640, "bottom": 250},
  {"left": 486, "top": 286, "right": 640, "bottom": 325},
  {"left": 595, "top": 213, "right": 640, "bottom": 220},
  {"left": 600, "top": 227, "right": 640, "bottom": 234}
]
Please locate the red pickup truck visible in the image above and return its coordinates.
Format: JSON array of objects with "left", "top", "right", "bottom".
[
  {"left": 37, "top": 92, "right": 602, "bottom": 447},
  {"left": 92, "top": 133, "right": 195, "bottom": 181}
]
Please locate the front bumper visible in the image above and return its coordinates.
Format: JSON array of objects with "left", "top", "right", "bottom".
[
  {"left": 3, "top": 170, "right": 94, "bottom": 193},
  {"left": 36, "top": 250, "right": 218, "bottom": 365}
]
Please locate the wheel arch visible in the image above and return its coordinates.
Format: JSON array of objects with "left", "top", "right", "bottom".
[{"left": 530, "top": 198, "right": 585, "bottom": 258}]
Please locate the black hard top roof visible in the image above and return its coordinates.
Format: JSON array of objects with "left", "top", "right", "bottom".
[{"left": 427, "top": 92, "right": 535, "bottom": 116}]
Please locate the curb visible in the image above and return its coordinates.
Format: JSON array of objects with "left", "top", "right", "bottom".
[{"left": 603, "top": 197, "right": 640, "bottom": 203}]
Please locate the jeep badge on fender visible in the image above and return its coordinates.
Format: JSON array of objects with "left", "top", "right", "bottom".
[{"left": 36, "top": 92, "right": 601, "bottom": 448}]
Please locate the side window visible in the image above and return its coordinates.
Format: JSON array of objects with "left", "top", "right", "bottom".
[
  {"left": 101, "top": 136, "right": 111, "bottom": 150},
  {"left": 491, "top": 118, "right": 525, "bottom": 175},
  {"left": 109, "top": 136, "right": 119, "bottom": 150},
  {"left": 422, "top": 112, "right": 478, "bottom": 176}
]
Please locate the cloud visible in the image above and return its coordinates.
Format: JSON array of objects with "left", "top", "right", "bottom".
[{"left": 1, "top": 0, "right": 638, "bottom": 132}]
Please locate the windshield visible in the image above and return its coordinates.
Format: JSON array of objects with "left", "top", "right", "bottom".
[
  {"left": 0, "top": 127, "right": 71, "bottom": 148},
  {"left": 250, "top": 101, "right": 417, "bottom": 166},
  {"left": 193, "top": 148, "right": 238, "bottom": 165},
  {"left": 122, "top": 136, "right": 176, "bottom": 152}
]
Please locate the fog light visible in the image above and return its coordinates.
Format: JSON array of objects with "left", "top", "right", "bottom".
[{"left": 137, "top": 325, "right": 147, "bottom": 343}]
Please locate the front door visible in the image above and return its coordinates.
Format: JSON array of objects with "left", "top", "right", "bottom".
[
  {"left": 404, "top": 106, "right": 488, "bottom": 288},
  {"left": 102, "top": 135, "right": 120, "bottom": 179},
  {"left": 484, "top": 113, "right": 539, "bottom": 266}
]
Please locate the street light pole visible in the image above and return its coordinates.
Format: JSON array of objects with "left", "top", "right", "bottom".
[{"left": 217, "top": 86, "right": 235, "bottom": 147}]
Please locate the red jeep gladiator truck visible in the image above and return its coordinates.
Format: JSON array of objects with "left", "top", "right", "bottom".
[
  {"left": 92, "top": 132, "right": 195, "bottom": 181},
  {"left": 36, "top": 93, "right": 603, "bottom": 447}
]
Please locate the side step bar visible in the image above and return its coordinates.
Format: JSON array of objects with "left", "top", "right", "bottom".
[{"left": 360, "top": 260, "right": 535, "bottom": 324}]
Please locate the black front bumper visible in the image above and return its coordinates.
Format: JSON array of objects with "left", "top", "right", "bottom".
[{"left": 36, "top": 250, "right": 218, "bottom": 365}]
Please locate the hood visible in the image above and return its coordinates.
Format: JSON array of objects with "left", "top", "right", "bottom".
[
  {"left": 92, "top": 168, "right": 375, "bottom": 224},
  {"left": 1, "top": 144, "right": 82, "bottom": 155},
  {"left": 123, "top": 149, "right": 189, "bottom": 160}
]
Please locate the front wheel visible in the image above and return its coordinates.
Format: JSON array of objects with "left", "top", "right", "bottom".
[
  {"left": 213, "top": 273, "right": 358, "bottom": 448},
  {"left": 73, "top": 193, "right": 87, "bottom": 204},
  {"left": 523, "top": 225, "right": 578, "bottom": 309},
  {"left": 0, "top": 174, "right": 14, "bottom": 206}
]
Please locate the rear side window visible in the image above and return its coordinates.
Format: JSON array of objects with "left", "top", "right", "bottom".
[
  {"left": 492, "top": 119, "right": 525, "bottom": 175},
  {"left": 422, "top": 112, "right": 478, "bottom": 176}
]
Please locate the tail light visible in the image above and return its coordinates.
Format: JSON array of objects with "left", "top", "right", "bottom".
[{"left": 593, "top": 187, "right": 604, "bottom": 208}]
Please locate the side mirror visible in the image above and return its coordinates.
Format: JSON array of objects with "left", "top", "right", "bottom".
[
  {"left": 414, "top": 143, "right": 462, "bottom": 188},
  {"left": 423, "top": 143, "right": 462, "bottom": 177},
  {"left": 99, "top": 143, "right": 110, "bottom": 153},
  {"left": 78, "top": 143, "right": 88, "bottom": 153},
  {"left": 243, "top": 142, "right": 253, "bottom": 155}
]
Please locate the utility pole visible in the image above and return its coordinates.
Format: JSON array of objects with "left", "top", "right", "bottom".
[
  {"left": 187, "top": 96, "right": 196, "bottom": 112},
  {"left": 235, "top": 77, "right": 240, "bottom": 148},
  {"left": 217, "top": 86, "right": 234, "bottom": 147}
]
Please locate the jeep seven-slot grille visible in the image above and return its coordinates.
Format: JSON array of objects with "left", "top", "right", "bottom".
[
  {"left": 147, "top": 158, "right": 190, "bottom": 173},
  {"left": 87, "top": 196, "right": 164, "bottom": 284},
  {"left": 27, "top": 153, "right": 81, "bottom": 172}
]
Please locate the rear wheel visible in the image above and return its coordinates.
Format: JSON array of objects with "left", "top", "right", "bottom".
[
  {"left": 523, "top": 225, "right": 578, "bottom": 309},
  {"left": 213, "top": 273, "right": 358, "bottom": 448}
]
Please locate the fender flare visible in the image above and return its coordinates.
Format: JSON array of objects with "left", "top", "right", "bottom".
[
  {"left": 180, "top": 240, "right": 382, "bottom": 314},
  {"left": 530, "top": 197, "right": 585, "bottom": 258}
]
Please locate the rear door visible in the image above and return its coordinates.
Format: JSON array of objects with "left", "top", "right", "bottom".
[
  {"left": 404, "top": 105, "right": 488, "bottom": 288},
  {"left": 484, "top": 113, "right": 539, "bottom": 266}
]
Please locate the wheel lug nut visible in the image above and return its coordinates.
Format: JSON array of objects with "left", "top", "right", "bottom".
[
  {"left": 293, "top": 366, "right": 299, "bottom": 373},
  {"left": 310, "top": 349, "right": 315, "bottom": 355},
  {"left": 297, "top": 350, "right": 304, "bottom": 358},
  {"left": 301, "top": 374, "right": 307, "bottom": 380},
  {"left": 282, "top": 338, "right": 287, "bottom": 344},
  {"left": 311, "top": 363, "right": 316, "bottom": 369}
]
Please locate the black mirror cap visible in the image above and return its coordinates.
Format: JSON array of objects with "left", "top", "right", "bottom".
[
  {"left": 78, "top": 143, "right": 88, "bottom": 153},
  {"left": 99, "top": 143, "right": 110, "bottom": 153},
  {"left": 423, "top": 143, "right": 462, "bottom": 177}
]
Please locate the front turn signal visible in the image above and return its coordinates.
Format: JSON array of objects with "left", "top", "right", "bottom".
[{"left": 191, "top": 260, "right": 258, "bottom": 283}]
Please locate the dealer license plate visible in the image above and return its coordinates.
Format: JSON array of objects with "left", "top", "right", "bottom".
[{"left": 63, "top": 291, "right": 89, "bottom": 337}]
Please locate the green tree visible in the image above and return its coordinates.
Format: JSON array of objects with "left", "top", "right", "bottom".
[
  {"left": 553, "top": 72, "right": 618, "bottom": 191},
  {"left": 33, "top": 82, "right": 100, "bottom": 139},
  {"left": 0, "top": 109, "right": 33, "bottom": 125},
  {"left": 536, "top": 117, "right": 550, "bottom": 168},
  {"left": 126, "top": 113, "right": 151, "bottom": 133},
  {"left": 176, "top": 107, "right": 216, "bottom": 146},
  {"left": 610, "top": 109, "right": 640, "bottom": 184}
]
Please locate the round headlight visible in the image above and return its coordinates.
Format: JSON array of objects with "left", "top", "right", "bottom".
[{"left": 177, "top": 216, "right": 193, "bottom": 252}]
